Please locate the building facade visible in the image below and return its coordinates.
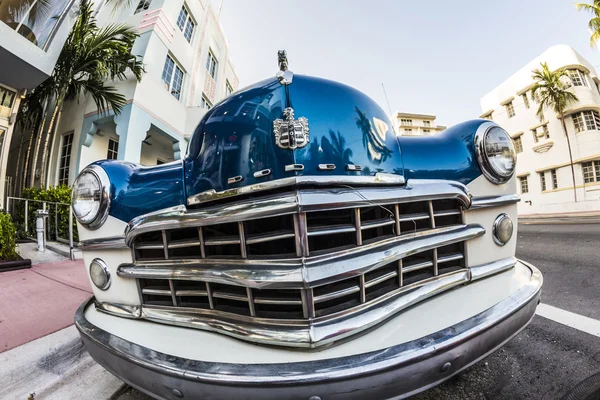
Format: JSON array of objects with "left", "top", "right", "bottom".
[
  {"left": 5, "top": 0, "right": 238, "bottom": 198},
  {"left": 393, "top": 112, "right": 446, "bottom": 136},
  {"left": 480, "top": 44, "right": 600, "bottom": 216},
  {"left": 0, "top": 0, "right": 76, "bottom": 207}
]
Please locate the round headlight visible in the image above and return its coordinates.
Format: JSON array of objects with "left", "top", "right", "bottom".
[
  {"left": 493, "top": 213, "right": 513, "bottom": 246},
  {"left": 475, "top": 124, "right": 516, "bottom": 184},
  {"left": 72, "top": 166, "right": 110, "bottom": 230},
  {"left": 90, "top": 259, "right": 111, "bottom": 290}
]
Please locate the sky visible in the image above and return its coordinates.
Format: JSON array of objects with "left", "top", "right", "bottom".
[{"left": 212, "top": 0, "right": 600, "bottom": 127}]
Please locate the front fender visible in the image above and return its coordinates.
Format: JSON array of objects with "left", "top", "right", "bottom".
[
  {"left": 93, "top": 160, "right": 185, "bottom": 223},
  {"left": 399, "top": 119, "right": 488, "bottom": 186}
]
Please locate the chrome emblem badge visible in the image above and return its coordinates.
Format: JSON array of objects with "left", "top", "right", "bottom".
[{"left": 273, "top": 107, "right": 309, "bottom": 150}]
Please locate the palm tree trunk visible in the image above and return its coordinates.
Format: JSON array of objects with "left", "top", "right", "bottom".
[
  {"left": 560, "top": 114, "right": 577, "bottom": 203},
  {"left": 22, "top": 129, "right": 35, "bottom": 189},
  {"left": 40, "top": 93, "right": 65, "bottom": 189},
  {"left": 14, "top": 132, "right": 24, "bottom": 195},
  {"left": 30, "top": 100, "right": 50, "bottom": 188}
]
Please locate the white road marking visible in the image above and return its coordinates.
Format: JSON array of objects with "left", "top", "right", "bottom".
[{"left": 536, "top": 303, "right": 600, "bottom": 338}]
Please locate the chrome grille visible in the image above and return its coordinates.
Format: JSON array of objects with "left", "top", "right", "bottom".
[
  {"left": 133, "top": 198, "right": 463, "bottom": 261},
  {"left": 134, "top": 199, "right": 465, "bottom": 320},
  {"left": 138, "top": 242, "right": 464, "bottom": 319},
  {"left": 117, "top": 183, "right": 488, "bottom": 347}
]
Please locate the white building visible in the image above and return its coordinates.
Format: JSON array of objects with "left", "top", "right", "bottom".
[
  {"left": 0, "top": 0, "right": 76, "bottom": 207},
  {"left": 393, "top": 112, "right": 446, "bottom": 136},
  {"left": 5, "top": 0, "right": 238, "bottom": 196},
  {"left": 480, "top": 44, "right": 600, "bottom": 217}
]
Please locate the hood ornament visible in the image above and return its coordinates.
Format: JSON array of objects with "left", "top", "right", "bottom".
[
  {"left": 273, "top": 107, "right": 309, "bottom": 150},
  {"left": 276, "top": 50, "right": 293, "bottom": 85}
]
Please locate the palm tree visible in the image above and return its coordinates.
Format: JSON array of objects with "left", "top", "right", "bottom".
[
  {"left": 575, "top": 1, "right": 600, "bottom": 46},
  {"left": 18, "top": 81, "right": 52, "bottom": 189},
  {"left": 531, "top": 62, "right": 579, "bottom": 202},
  {"left": 35, "top": 0, "right": 144, "bottom": 187}
]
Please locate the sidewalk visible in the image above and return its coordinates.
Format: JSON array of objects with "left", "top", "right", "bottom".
[
  {"left": 0, "top": 259, "right": 91, "bottom": 353},
  {"left": 0, "top": 247, "right": 126, "bottom": 399}
]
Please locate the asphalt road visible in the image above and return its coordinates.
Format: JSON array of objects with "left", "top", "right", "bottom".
[{"left": 118, "top": 223, "right": 600, "bottom": 400}]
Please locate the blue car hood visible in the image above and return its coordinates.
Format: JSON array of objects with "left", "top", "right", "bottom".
[{"left": 184, "top": 75, "right": 404, "bottom": 201}]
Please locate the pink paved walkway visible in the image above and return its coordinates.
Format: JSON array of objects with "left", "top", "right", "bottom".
[{"left": 0, "top": 260, "right": 91, "bottom": 353}]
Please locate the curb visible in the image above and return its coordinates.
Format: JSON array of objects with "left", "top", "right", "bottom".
[{"left": 0, "top": 325, "right": 124, "bottom": 399}]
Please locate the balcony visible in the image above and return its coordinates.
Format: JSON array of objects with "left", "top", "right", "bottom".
[{"left": 0, "top": 0, "right": 76, "bottom": 90}]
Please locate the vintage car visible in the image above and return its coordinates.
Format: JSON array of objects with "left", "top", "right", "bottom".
[{"left": 73, "top": 52, "right": 543, "bottom": 399}]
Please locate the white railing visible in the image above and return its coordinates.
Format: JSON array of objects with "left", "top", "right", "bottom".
[{"left": 5, "top": 196, "right": 76, "bottom": 260}]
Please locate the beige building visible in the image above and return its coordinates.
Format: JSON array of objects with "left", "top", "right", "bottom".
[
  {"left": 0, "top": 0, "right": 76, "bottom": 207},
  {"left": 480, "top": 44, "right": 600, "bottom": 216},
  {"left": 393, "top": 112, "right": 446, "bottom": 136},
  {"left": 5, "top": 0, "right": 238, "bottom": 196}
]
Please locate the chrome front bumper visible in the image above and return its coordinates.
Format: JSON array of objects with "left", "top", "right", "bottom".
[{"left": 75, "top": 260, "right": 542, "bottom": 400}]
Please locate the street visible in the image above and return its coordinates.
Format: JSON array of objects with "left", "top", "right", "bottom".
[
  {"left": 416, "top": 223, "right": 600, "bottom": 399},
  {"left": 118, "top": 223, "right": 600, "bottom": 400}
]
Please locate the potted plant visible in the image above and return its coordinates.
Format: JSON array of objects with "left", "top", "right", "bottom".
[{"left": 0, "top": 211, "right": 31, "bottom": 272}]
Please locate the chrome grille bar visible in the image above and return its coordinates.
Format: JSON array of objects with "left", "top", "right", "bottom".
[
  {"left": 198, "top": 227, "right": 206, "bottom": 258},
  {"left": 206, "top": 282, "right": 215, "bottom": 309},
  {"left": 239, "top": 222, "right": 247, "bottom": 259},
  {"left": 161, "top": 231, "right": 169, "bottom": 260},
  {"left": 246, "top": 288, "right": 256, "bottom": 317},
  {"left": 126, "top": 181, "right": 471, "bottom": 245},
  {"left": 168, "top": 280, "right": 177, "bottom": 306},
  {"left": 354, "top": 208, "right": 362, "bottom": 245},
  {"left": 120, "top": 224, "right": 483, "bottom": 289}
]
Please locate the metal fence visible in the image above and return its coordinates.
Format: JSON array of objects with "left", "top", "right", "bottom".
[{"left": 5, "top": 196, "right": 76, "bottom": 260}]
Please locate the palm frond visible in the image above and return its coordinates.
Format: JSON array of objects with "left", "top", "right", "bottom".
[
  {"left": 576, "top": 1, "right": 600, "bottom": 45},
  {"left": 530, "top": 62, "right": 579, "bottom": 122}
]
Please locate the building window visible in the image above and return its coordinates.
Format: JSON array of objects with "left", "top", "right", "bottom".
[
  {"left": 135, "top": 0, "right": 151, "bottom": 13},
  {"left": 540, "top": 172, "right": 546, "bottom": 192},
  {"left": 0, "top": 86, "right": 16, "bottom": 119},
  {"left": 513, "top": 135, "right": 523, "bottom": 153},
  {"left": 404, "top": 128, "right": 412, "bottom": 135},
  {"left": 582, "top": 160, "right": 600, "bottom": 183},
  {"left": 531, "top": 129, "right": 538, "bottom": 143},
  {"left": 176, "top": 5, "right": 195, "bottom": 42},
  {"left": 567, "top": 69, "right": 587, "bottom": 87},
  {"left": 400, "top": 119, "right": 412, "bottom": 126},
  {"left": 519, "top": 176, "right": 529, "bottom": 194},
  {"left": 225, "top": 80, "right": 233, "bottom": 97},
  {"left": 107, "top": 138, "right": 118, "bottom": 160},
  {"left": 550, "top": 169, "right": 558, "bottom": 189},
  {"left": 522, "top": 94, "right": 530, "bottom": 109},
  {"left": 201, "top": 94, "right": 213, "bottom": 110},
  {"left": 542, "top": 124, "right": 549, "bottom": 139},
  {"left": 423, "top": 129, "right": 430, "bottom": 134},
  {"left": 162, "top": 55, "right": 184, "bottom": 100},
  {"left": 58, "top": 133, "right": 74, "bottom": 186},
  {"left": 423, "top": 121, "right": 431, "bottom": 127},
  {"left": 505, "top": 102, "right": 515, "bottom": 118},
  {"left": 206, "top": 49, "right": 218, "bottom": 80},
  {"left": 531, "top": 124, "right": 549, "bottom": 142},
  {"left": 572, "top": 110, "right": 600, "bottom": 132}
]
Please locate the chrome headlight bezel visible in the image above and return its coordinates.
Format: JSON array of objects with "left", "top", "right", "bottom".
[
  {"left": 89, "top": 258, "right": 111, "bottom": 290},
  {"left": 474, "top": 123, "right": 516, "bottom": 185},
  {"left": 71, "top": 165, "right": 111, "bottom": 230},
  {"left": 492, "top": 213, "right": 514, "bottom": 246}
]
